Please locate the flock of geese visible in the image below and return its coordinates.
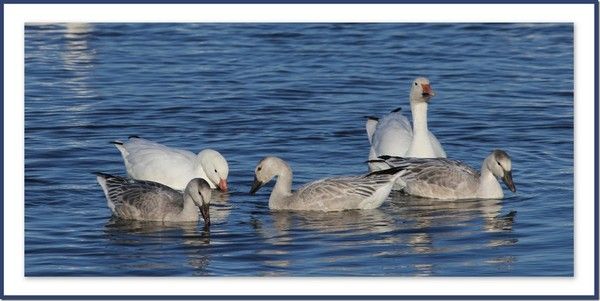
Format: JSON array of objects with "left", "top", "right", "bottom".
[{"left": 95, "top": 76, "right": 516, "bottom": 227}]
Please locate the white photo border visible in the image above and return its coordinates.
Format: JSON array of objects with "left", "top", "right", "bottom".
[{"left": 3, "top": 3, "right": 596, "bottom": 298}]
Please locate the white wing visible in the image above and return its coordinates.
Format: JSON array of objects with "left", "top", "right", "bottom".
[
  {"left": 427, "top": 131, "right": 447, "bottom": 158},
  {"left": 114, "top": 137, "right": 200, "bottom": 190},
  {"left": 365, "top": 117, "right": 379, "bottom": 145},
  {"left": 371, "top": 110, "right": 413, "bottom": 157}
]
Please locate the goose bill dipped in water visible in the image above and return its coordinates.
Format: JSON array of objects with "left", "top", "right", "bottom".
[{"left": 95, "top": 173, "right": 212, "bottom": 225}]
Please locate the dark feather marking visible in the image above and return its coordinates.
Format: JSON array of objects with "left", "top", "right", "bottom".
[
  {"left": 378, "top": 155, "right": 405, "bottom": 160},
  {"left": 94, "top": 171, "right": 113, "bottom": 178},
  {"left": 390, "top": 107, "right": 402, "bottom": 113},
  {"left": 365, "top": 116, "right": 380, "bottom": 121},
  {"left": 355, "top": 187, "right": 375, "bottom": 196},
  {"left": 365, "top": 166, "right": 404, "bottom": 177}
]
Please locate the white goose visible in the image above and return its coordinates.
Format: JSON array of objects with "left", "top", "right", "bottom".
[
  {"left": 95, "top": 173, "right": 212, "bottom": 225},
  {"left": 373, "top": 149, "right": 516, "bottom": 200},
  {"left": 112, "top": 137, "right": 228, "bottom": 191},
  {"left": 249, "top": 156, "right": 403, "bottom": 211},
  {"left": 367, "top": 77, "right": 446, "bottom": 170}
]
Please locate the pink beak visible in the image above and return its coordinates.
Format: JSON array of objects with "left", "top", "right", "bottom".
[
  {"left": 218, "top": 178, "right": 228, "bottom": 192},
  {"left": 421, "top": 83, "right": 434, "bottom": 96}
]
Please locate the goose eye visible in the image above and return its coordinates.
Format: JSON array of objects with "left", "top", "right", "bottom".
[
  {"left": 257, "top": 166, "right": 262, "bottom": 172},
  {"left": 497, "top": 161, "right": 501, "bottom": 166},
  {"left": 414, "top": 82, "right": 418, "bottom": 86},
  {"left": 214, "top": 169, "right": 217, "bottom": 173}
]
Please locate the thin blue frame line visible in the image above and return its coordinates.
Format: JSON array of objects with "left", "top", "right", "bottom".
[
  {"left": 1, "top": 0, "right": 5, "bottom": 299},
  {"left": 5, "top": 2, "right": 598, "bottom": 301},
  {"left": 0, "top": 0, "right": 597, "bottom": 4},
  {"left": 0, "top": 0, "right": 4, "bottom": 299},
  {"left": 1, "top": 295, "right": 600, "bottom": 300},
  {"left": 594, "top": 1, "right": 599, "bottom": 301}
]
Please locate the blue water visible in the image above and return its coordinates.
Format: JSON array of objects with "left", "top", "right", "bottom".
[{"left": 24, "top": 23, "right": 573, "bottom": 276}]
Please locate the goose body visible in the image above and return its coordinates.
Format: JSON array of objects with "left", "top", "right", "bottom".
[
  {"left": 376, "top": 150, "right": 516, "bottom": 200},
  {"left": 249, "top": 156, "right": 403, "bottom": 211},
  {"left": 112, "top": 137, "right": 228, "bottom": 191},
  {"left": 367, "top": 77, "right": 446, "bottom": 170},
  {"left": 95, "top": 173, "right": 211, "bottom": 225}
]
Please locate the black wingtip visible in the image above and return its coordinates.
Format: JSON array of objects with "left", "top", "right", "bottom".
[
  {"left": 93, "top": 172, "right": 111, "bottom": 178},
  {"left": 364, "top": 116, "right": 379, "bottom": 121},
  {"left": 128, "top": 135, "right": 141, "bottom": 139},
  {"left": 110, "top": 140, "right": 123, "bottom": 145},
  {"left": 391, "top": 107, "right": 402, "bottom": 113},
  {"left": 365, "top": 166, "right": 404, "bottom": 177},
  {"left": 93, "top": 172, "right": 128, "bottom": 182}
]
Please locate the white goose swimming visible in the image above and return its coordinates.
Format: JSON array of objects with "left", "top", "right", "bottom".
[
  {"left": 249, "top": 156, "right": 403, "bottom": 211},
  {"left": 112, "top": 137, "right": 228, "bottom": 191},
  {"left": 95, "top": 173, "right": 212, "bottom": 225},
  {"left": 373, "top": 149, "right": 516, "bottom": 200},
  {"left": 367, "top": 77, "right": 446, "bottom": 170}
]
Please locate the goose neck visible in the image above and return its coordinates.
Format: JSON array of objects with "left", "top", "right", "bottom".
[
  {"left": 478, "top": 163, "right": 503, "bottom": 199},
  {"left": 269, "top": 164, "right": 293, "bottom": 207},
  {"left": 181, "top": 193, "right": 200, "bottom": 219},
  {"left": 411, "top": 101, "right": 429, "bottom": 133}
]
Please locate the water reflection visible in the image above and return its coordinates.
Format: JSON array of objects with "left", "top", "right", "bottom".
[
  {"left": 390, "top": 192, "right": 516, "bottom": 233},
  {"left": 61, "top": 23, "right": 98, "bottom": 102},
  {"left": 389, "top": 193, "right": 518, "bottom": 275},
  {"left": 207, "top": 191, "right": 232, "bottom": 225},
  {"left": 103, "top": 218, "right": 212, "bottom": 274},
  {"left": 270, "top": 209, "right": 396, "bottom": 235},
  {"left": 99, "top": 190, "right": 231, "bottom": 274},
  {"left": 63, "top": 24, "right": 94, "bottom": 68}
]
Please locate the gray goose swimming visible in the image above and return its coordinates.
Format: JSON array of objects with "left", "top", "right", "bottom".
[
  {"left": 373, "top": 149, "right": 516, "bottom": 200},
  {"left": 95, "top": 173, "right": 211, "bottom": 225},
  {"left": 249, "top": 156, "right": 403, "bottom": 211}
]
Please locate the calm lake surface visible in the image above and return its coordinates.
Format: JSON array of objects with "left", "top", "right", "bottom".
[{"left": 24, "top": 23, "right": 573, "bottom": 276}]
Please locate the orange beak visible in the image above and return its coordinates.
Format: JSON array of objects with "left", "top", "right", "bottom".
[
  {"left": 218, "top": 178, "right": 228, "bottom": 192},
  {"left": 421, "top": 83, "right": 434, "bottom": 96}
]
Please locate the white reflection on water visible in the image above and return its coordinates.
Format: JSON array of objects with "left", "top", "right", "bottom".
[{"left": 62, "top": 23, "right": 98, "bottom": 101}]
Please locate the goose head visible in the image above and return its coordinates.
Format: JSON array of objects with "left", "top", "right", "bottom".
[
  {"left": 185, "top": 178, "right": 212, "bottom": 226},
  {"left": 409, "top": 77, "right": 436, "bottom": 103},
  {"left": 198, "top": 149, "right": 229, "bottom": 192},
  {"left": 249, "top": 156, "right": 290, "bottom": 194},
  {"left": 485, "top": 149, "right": 516, "bottom": 193}
]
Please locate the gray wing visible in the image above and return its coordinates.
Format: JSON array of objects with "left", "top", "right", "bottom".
[
  {"left": 96, "top": 173, "right": 183, "bottom": 218},
  {"left": 381, "top": 157, "right": 480, "bottom": 190},
  {"left": 292, "top": 174, "right": 396, "bottom": 210}
]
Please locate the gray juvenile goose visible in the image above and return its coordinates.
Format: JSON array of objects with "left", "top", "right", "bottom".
[
  {"left": 95, "top": 173, "right": 211, "bottom": 225},
  {"left": 373, "top": 149, "right": 516, "bottom": 200},
  {"left": 249, "top": 156, "right": 403, "bottom": 211}
]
